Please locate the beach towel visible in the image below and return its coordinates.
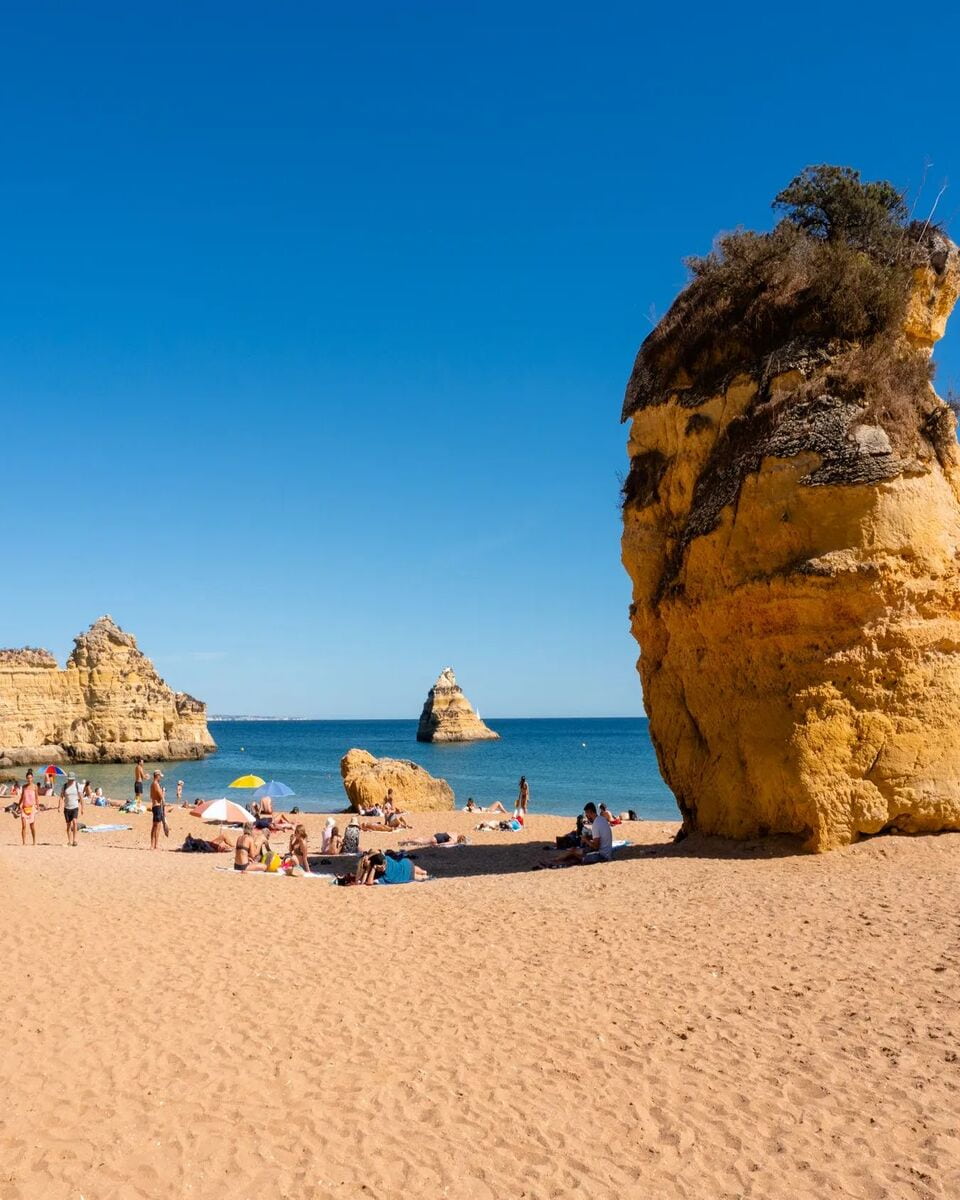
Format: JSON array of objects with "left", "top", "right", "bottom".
[
  {"left": 613, "top": 839, "right": 631, "bottom": 850},
  {"left": 214, "top": 866, "right": 333, "bottom": 880},
  {"left": 80, "top": 824, "right": 132, "bottom": 833}
]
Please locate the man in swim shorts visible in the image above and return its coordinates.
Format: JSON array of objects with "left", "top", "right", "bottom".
[
  {"left": 134, "top": 757, "right": 147, "bottom": 806},
  {"left": 149, "top": 771, "right": 166, "bottom": 850},
  {"left": 60, "top": 771, "right": 84, "bottom": 846}
]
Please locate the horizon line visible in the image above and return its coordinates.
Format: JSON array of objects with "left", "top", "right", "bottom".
[{"left": 208, "top": 713, "right": 648, "bottom": 722}]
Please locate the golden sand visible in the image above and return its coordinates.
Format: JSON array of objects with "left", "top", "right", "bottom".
[{"left": 2, "top": 806, "right": 959, "bottom": 1198}]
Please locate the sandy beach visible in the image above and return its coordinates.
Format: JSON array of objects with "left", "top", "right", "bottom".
[{"left": 2, "top": 807, "right": 959, "bottom": 1199}]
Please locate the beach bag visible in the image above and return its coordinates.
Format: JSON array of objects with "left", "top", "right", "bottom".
[
  {"left": 265, "top": 851, "right": 282, "bottom": 873},
  {"left": 335, "top": 872, "right": 357, "bottom": 886}
]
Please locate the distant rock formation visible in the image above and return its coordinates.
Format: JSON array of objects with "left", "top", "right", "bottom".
[
  {"left": 0, "top": 616, "right": 217, "bottom": 766},
  {"left": 416, "top": 667, "right": 499, "bottom": 743},
  {"left": 621, "top": 168, "right": 960, "bottom": 851},
  {"left": 340, "top": 748, "right": 455, "bottom": 812}
]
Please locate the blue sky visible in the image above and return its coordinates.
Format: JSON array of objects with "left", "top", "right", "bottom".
[{"left": 3, "top": 1, "right": 959, "bottom": 717}]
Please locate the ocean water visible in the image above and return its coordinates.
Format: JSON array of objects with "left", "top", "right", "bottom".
[{"left": 45, "top": 718, "right": 677, "bottom": 820}]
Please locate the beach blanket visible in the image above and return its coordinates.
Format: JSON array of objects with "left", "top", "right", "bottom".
[
  {"left": 613, "top": 839, "right": 631, "bottom": 850},
  {"left": 80, "top": 824, "right": 132, "bottom": 833},
  {"left": 215, "top": 867, "right": 334, "bottom": 880}
]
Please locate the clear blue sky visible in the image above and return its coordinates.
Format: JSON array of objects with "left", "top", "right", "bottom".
[{"left": 4, "top": 1, "right": 959, "bottom": 717}]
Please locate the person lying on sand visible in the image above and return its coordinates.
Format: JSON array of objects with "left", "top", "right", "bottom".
[
  {"left": 234, "top": 825, "right": 267, "bottom": 873},
  {"left": 356, "top": 850, "right": 428, "bottom": 885},
  {"left": 464, "top": 798, "right": 509, "bottom": 814},
  {"left": 538, "top": 803, "right": 613, "bottom": 868},
  {"left": 181, "top": 832, "right": 234, "bottom": 854},
  {"left": 599, "top": 803, "right": 622, "bottom": 827},
  {"left": 398, "top": 832, "right": 468, "bottom": 848}
]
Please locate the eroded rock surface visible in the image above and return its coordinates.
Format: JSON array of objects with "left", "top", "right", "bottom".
[
  {"left": 340, "top": 748, "right": 455, "bottom": 812},
  {"left": 416, "top": 668, "right": 499, "bottom": 743},
  {"left": 0, "top": 616, "right": 216, "bottom": 765},
  {"left": 621, "top": 236, "right": 960, "bottom": 851}
]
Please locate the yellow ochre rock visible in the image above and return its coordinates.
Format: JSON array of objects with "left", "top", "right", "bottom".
[
  {"left": 416, "top": 667, "right": 499, "bottom": 743},
  {"left": 340, "top": 748, "right": 455, "bottom": 812},
  {"left": 621, "top": 224, "right": 960, "bottom": 851},
  {"left": 0, "top": 616, "right": 216, "bottom": 766}
]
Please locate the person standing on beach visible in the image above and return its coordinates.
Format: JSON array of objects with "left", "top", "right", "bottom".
[
  {"left": 176, "top": 779, "right": 184, "bottom": 804},
  {"left": 20, "top": 769, "right": 38, "bottom": 845},
  {"left": 514, "top": 776, "right": 529, "bottom": 824},
  {"left": 60, "top": 771, "right": 83, "bottom": 846},
  {"left": 134, "top": 757, "right": 147, "bottom": 809},
  {"left": 150, "top": 771, "right": 166, "bottom": 850}
]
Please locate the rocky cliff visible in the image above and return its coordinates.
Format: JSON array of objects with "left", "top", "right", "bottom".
[
  {"left": 416, "top": 667, "right": 499, "bottom": 743},
  {"left": 621, "top": 168, "right": 960, "bottom": 850},
  {"left": 340, "top": 748, "right": 455, "bottom": 812},
  {"left": 0, "top": 616, "right": 216, "bottom": 766}
]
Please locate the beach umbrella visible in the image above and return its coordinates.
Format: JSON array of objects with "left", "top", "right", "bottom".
[
  {"left": 228, "top": 774, "right": 265, "bottom": 788},
  {"left": 42, "top": 765, "right": 65, "bottom": 777},
  {"left": 252, "top": 780, "right": 295, "bottom": 800},
  {"left": 196, "top": 797, "right": 256, "bottom": 825}
]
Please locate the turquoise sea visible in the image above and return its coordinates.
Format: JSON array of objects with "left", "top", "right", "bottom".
[{"left": 51, "top": 718, "right": 677, "bottom": 819}]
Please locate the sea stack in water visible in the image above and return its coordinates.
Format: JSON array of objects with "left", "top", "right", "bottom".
[
  {"left": 416, "top": 667, "right": 499, "bottom": 743},
  {"left": 0, "top": 615, "right": 216, "bottom": 766},
  {"left": 620, "top": 166, "right": 960, "bottom": 851},
  {"left": 340, "top": 748, "right": 455, "bottom": 812}
]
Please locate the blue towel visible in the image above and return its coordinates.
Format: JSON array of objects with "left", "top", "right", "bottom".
[{"left": 379, "top": 856, "right": 414, "bottom": 884}]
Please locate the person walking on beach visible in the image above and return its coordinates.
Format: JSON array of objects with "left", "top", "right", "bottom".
[
  {"left": 514, "top": 776, "right": 529, "bottom": 824},
  {"left": 20, "top": 769, "right": 38, "bottom": 845},
  {"left": 150, "top": 771, "right": 166, "bottom": 850},
  {"left": 134, "top": 757, "right": 147, "bottom": 809},
  {"left": 60, "top": 771, "right": 84, "bottom": 846}
]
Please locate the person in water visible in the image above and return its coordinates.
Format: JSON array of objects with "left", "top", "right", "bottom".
[{"left": 20, "top": 769, "right": 38, "bottom": 845}]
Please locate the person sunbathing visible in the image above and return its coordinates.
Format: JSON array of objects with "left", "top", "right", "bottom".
[
  {"left": 356, "top": 850, "right": 428, "bottom": 885},
  {"left": 464, "top": 798, "right": 508, "bottom": 814},
  {"left": 398, "top": 832, "right": 468, "bottom": 848},
  {"left": 234, "top": 825, "right": 266, "bottom": 873}
]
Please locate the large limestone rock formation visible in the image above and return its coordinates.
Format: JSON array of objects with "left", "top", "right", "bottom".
[
  {"left": 416, "top": 668, "right": 499, "bottom": 743},
  {"left": 621, "top": 214, "right": 960, "bottom": 850},
  {"left": 0, "top": 616, "right": 216, "bottom": 766},
  {"left": 340, "top": 748, "right": 455, "bottom": 812}
]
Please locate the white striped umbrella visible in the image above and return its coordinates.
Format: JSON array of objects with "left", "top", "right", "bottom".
[{"left": 195, "top": 797, "right": 256, "bottom": 825}]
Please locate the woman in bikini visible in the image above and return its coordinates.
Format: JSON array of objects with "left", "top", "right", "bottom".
[
  {"left": 514, "top": 776, "right": 529, "bottom": 823},
  {"left": 20, "top": 769, "right": 38, "bottom": 845},
  {"left": 233, "top": 825, "right": 266, "bottom": 873},
  {"left": 287, "top": 824, "right": 311, "bottom": 873}
]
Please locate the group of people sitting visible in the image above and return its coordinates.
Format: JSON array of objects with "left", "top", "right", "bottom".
[
  {"left": 182, "top": 821, "right": 315, "bottom": 875},
  {"left": 538, "top": 802, "right": 618, "bottom": 868}
]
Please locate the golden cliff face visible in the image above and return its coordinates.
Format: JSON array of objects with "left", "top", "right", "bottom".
[
  {"left": 0, "top": 616, "right": 216, "bottom": 766},
  {"left": 621, "top": 238, "right": 960, "bottom": 851}
]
